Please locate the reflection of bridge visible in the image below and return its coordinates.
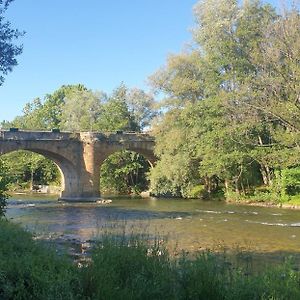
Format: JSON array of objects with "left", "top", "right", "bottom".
[{"left": 0, "top": 130, "right": 156, "bottom": 201}]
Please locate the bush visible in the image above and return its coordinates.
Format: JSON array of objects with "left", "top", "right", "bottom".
[
  {"left": 188, "top": 185, "right": 209, "bottom": 199},
  {"left": 248, "top": 190, "right": 280, "bottom": 203},
  {"left": 271, "top": 167, "right": 300, "bottom": 203}
]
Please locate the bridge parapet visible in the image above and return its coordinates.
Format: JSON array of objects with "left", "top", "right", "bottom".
[
  {"left": 0, "top": 130, "right": 155, "bottom": 143},
  {"left": 0, "top": 130, "right": 79, "bottom": 141},
  {"left": 80, "top": 131, "right": 155, "bottom": 143}
]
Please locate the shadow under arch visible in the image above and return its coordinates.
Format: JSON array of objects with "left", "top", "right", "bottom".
[{"left": 0, "top": 148, "right": 79, "bottom": 200}]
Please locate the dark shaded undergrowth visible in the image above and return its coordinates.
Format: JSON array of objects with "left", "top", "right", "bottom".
[{"left": 0, "top": 219, "right": 300, "bottom": 300}]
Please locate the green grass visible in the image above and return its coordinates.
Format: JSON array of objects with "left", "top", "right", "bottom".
[{"left": 1, "top": 218, "right": 300, "bottom": 299}]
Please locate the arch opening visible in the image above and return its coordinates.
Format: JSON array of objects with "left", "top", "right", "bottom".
[
  {"left": 0, "top": 149, "right": 78, "bottom": 199},
  {"left": 99, "top": 150, "right": 152, "bottom": 196}
]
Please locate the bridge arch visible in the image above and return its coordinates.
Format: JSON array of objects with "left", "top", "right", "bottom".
[{"left": 0, "top": 147, "right": 79, "bottom": 199}]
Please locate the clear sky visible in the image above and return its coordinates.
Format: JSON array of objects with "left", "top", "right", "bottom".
[{"left": 0, "top": 0, "right": 290, "bottom": 122}]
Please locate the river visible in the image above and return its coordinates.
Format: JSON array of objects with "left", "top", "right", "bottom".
[{"left": 5, "top": 194, "right": 300, "bottom": 261}]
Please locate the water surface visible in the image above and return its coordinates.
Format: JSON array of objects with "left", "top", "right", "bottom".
[{"left": 6, "top": 195, "right": 300, "bottom": 256}]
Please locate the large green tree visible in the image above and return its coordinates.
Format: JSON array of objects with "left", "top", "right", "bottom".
[{"left": 149, "top": 0, "right": 300, "bottom": 202}]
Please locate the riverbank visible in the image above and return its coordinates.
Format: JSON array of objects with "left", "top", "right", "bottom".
[
  {"left": 1, "top": 218, "right": 300, "bottom": 299},
  {"left": 9, "top": 189, "right": 300, "bottom": 210},
  {"left": 149, "top": 188, "right": 300, "bottom": 211},
  {"left": 226, "top": 199, "right": 300, "bottom": 210}
]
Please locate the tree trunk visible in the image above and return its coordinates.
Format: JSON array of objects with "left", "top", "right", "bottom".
[
  {"left": 30, "top": 168, "right": 34, "bottom": 191},
  {"left": 204, "top": 176, "right": 211, "bottom": 194},
  {"left": 224, "top": 179, "right": 230, "bottom": 197},
  {"left": 260, "top": 165, "right": 269, "bottom": 185},
  {"left": 265, "top": 165, "right": 272, "bottom": 185},
  {"left": 257, "top": 135, "right": 272, "bottom": 186}
]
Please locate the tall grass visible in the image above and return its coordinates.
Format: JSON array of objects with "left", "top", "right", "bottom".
[
  {"left": 1, "top": 218, "right": 300, "bottom": 299},
  {"left": 0, "top": 219, "right": 81, "bottom": 300}
]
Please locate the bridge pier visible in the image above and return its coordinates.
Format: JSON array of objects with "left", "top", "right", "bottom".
[{"left": 59, "top": 134, "right": 101, "bottom": 202}]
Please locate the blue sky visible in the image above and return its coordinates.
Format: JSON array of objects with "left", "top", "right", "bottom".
[{"left": 0, "top": 0, "right": 289, "bottom": 121}]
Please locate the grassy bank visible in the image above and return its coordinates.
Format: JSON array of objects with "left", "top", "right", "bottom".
[{"left": 1, "top": 219, "right": 300, "bottom": 299}]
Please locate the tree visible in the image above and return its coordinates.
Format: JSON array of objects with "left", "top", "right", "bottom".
[
  {"left": 96, "top": 84, "right": 138, "bottom": 131},
  {"left": 239, "top": 7, "right": 300, "bottom": 134},
  {"left": 61, "top": 89, "right": 104, "bottom": 131},
  {"left": 13, "top": 98, "right": 45, "bottom": 129},
  {"left": 149, "top": 0, "right": 299, "bottom": 201},
  {"left": 0, "top": 0, "right": 24, "bottom": 85},
  {"left": 1, "top": 151, "right": 60, "bottom": 191},
  {"left": 42, "top": 84, "right": 88, "bottom": 129},
  {"left": 126, "top": 88, "right": 158, "bottom": 130},
  {"left": 97, "top": 84, "right": 150, "bottom": 194},
  {"left": 149, "top": 51, "right": 206, "bottom": 108}
]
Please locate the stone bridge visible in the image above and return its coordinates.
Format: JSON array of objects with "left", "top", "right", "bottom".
[{"left": 0, "top": 130, "right": 156, "bottom": 201}]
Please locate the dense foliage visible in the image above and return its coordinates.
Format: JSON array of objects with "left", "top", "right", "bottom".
[
  {"left": 1, "top": 220, "right": 300, "bottom": 299},
  {"left": 149, "top": 0, "right": 300, "bottom": 203},
  {"left": 1, "top": 151, "right": 60, "bottom": 191},
  {"left": 100, "top": 150, "right": 150, "bottom": 194},
  {"left": 0, "top": 0, "right": 24, "bottom": 85}
]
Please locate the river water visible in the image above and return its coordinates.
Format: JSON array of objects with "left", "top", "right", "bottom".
[{"left": 5, "top": 194, "right": 300, "bottom": 258}]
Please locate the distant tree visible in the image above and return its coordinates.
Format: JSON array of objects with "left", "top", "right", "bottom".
[
  {"left": 60, "top": 89, "right": 105, "bottom": 131},
  {"left": 96, "top": 84, "right": 138, "bottom": 131},
  {"left": 0, "top": 0, "right": 24, "bottom": 85},
  {"left": 15, "top": 98, "right": 45, "bottom": 129},
  {"left": 43, "top": 84, "right": 88, "bottom": 129},
  {"left": 2, "top": 84, "right": 90, "bottom": 130},
  {"left": 126, "top": 88, "right": 158, "bottom": 130}
]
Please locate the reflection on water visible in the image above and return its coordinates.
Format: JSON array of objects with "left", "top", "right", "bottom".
[{"left": 5, "top": 194, "right": 300, "bottom": 255}]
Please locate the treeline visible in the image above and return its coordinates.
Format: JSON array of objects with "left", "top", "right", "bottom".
[
  {"left": 1, "top": 0, "right": 300, "bottom": 203},
  {"left": 148, "top": 0, "right": 300, "bottom": 203},
  {"left": 1, "top": 84, "right": 158, "bottom": 194}
]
